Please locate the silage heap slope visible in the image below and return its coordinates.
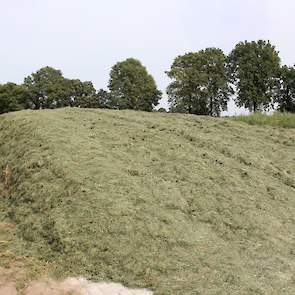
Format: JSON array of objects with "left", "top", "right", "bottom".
[{"left": 0, "top": 108, "right": 295, "bottom": 294}]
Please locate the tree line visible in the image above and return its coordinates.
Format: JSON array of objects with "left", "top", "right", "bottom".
[{"left": 0, "top": 40, "right": 294, "bottom": 115}]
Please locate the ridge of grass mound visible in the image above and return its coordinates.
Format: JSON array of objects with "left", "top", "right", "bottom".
[
  {"left": 233, "top": 112, "right": 295, "bottom": 128},
  {"left": 0, "top": 108, "right": 295, "bottom": 294}
]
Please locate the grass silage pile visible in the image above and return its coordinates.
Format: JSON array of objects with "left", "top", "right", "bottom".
[{"left": 0, "top": 108, "right": 294, "bottom": 294}]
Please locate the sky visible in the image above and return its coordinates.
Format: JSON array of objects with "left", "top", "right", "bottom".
[{"left": 1, "top": 0, "right": 294, "bottom": 115}]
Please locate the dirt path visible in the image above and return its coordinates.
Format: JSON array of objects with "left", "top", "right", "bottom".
[{"left": 0, "top": 277, "right": 153, "bottom": 295}]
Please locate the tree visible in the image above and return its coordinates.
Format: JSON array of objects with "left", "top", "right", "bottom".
[
  {"left": 24, "top": 66, "right": 67, "bottom": 109},
  {"left": 277, "top": 65, "right": 295, "bottom": 112},
  {"left": 0, "top": 83, "right": 29, "bottom": 114},
  {"left": 68, "top": 80, "right": 98, "bottom": 108},
  {"left": 96, "top": 89, "right": 113, "bottom": 109},
  {"left": 166, "top": 48, "right": 232, "bottom": 116},
  {"left": 23, "top": 66, "right": 99, "bottom": 109},
  {"left": 108, "top": 58, "right": 162, "bottom": 111},
  {"left": 228, "top": 40, "right": 281, "bottom": 112}
]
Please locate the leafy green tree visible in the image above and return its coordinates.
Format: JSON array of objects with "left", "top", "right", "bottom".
[
  {"left": 108, "top": 58, "right": 162, "bottom": 111},
  {"left": 277, "top": 66, "right": 295, "bottom": 112},
  {"left": 70, "top": 82, "right": 112, "bottom": 109},
  {"left": 0, "top": 83, "right": 29, "bottom": 114},
  {"left": 24, "top": 66, "right": 99, "bottom": 109},
  {"left": 68, "top": 80, "right": 97, "bottom": 108},
  {"left": 24, "top": 66, "right": 67, "bottom": 109},
  {"left": 228, "top": 40, "right": 281, "bottom": 112},
  {"left": 166, "top": 48, "right": 232, "bottom": 116},
  {"left": 96, "top": 89, "right": 113, "bottom": 109}
]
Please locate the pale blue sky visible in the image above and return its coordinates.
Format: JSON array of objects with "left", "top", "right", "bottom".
[{"left": 1, "top": 0, "right": 294, "bottom": 114}]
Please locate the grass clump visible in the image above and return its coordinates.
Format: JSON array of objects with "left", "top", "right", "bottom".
[
  {"left": 0, "top": 108, "right": 295, "bottom": 294},
  {"left": 0, "top": 187, "right": 55, "bottom": 289},
  {"left": 233, "top": 111, "right": 295, "bottom": 128}
]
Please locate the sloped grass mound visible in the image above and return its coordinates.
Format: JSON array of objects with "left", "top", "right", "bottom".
[
  {"left": 233, "top": 112, "right": 295, "bottom": 128},
  {"left": 0, "top": 108, "right": 295, "bottom": 294}
]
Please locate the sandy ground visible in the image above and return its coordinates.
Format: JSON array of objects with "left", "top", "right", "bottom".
[{"left": 0, "top": 277, "right": 153, "bottom": 295}]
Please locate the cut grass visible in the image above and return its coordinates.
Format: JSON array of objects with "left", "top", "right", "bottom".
[
  {"left": 0, "top": 189, "right": 54, "bottom": 290},
  {"left": 232, "top": 111, "right": 295, "bottom": 128},
  {"left": 0, "top": 108, "right": 295, "bottom": 294}
]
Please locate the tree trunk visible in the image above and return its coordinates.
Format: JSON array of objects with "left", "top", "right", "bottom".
[
  {"left": 188, "top": 105, "right": 192, "bottom": 114},
  {"left": 253, "top": 101, "right": 257, "bottom": 112},
  {"left": 210, "top": 97, "right": 213, "bottom": 116}
]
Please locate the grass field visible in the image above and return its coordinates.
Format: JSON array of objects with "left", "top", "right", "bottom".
[
  {"left": 233, "top": 112, "right": 295, "bottom": 128},
  {"left": 0, "top": 108, "right": 295, "bottom": 294}
]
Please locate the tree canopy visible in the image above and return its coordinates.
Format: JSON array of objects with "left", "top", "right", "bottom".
[
  {"left": 108, "top": 58, "right": 162, "bottom": 111},
  {"left": 278, "top": 66, "right": 295, "bottom": 112},
  {"left": 23, "top": 66, "right": 97, "bottom": 109},
  {"left": 0, "top": 83, "right": 29, "bottom": 114},
  {"left": 166, "top": 48, "right": 232, "bottom": 116},
  {"left": 24, "top": 66, "right": 65, "bottom": 109},
  {"left": 1, "top": 41, "right": 295, "bottom": 115},
  {"left": 228, "top": 40, "right": 281, "bottom": 112},
  {"left": 67, "top": 80, "right": 97, "bottom": 108}
]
